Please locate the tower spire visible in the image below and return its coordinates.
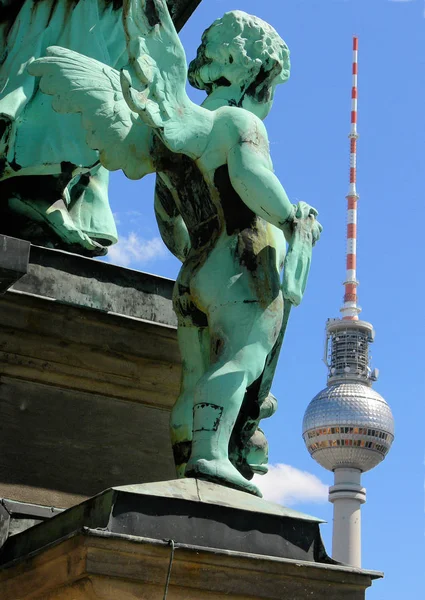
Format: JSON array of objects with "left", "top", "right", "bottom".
[
  {"left": 302, "top": 36, "right": 394, "bottom": 568},
  {"left": 341, "top": 36, "right": 360, "bottom": 321}
]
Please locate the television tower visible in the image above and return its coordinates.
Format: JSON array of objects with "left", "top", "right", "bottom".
[{"left": 302, "top": 37, "right": 394, "bottom": 568}]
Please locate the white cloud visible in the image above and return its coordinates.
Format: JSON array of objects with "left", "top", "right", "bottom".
[
  {"left": 107, "top": 233, "right": 167, "bottom": 268},
  {"left": 254, "top": 463, "right": 328, "bottom": 506}
]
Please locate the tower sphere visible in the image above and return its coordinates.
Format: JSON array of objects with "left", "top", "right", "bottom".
[{"left": 302, "top": 382, "right": 394, "bottom": 473}]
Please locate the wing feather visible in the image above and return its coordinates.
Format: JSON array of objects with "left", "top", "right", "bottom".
[
  {"left": 28, "top": 46, "right": 153, "bottom": 180},
  {"left": 121, "top": 0, "right": 213, "bottom": 157}
]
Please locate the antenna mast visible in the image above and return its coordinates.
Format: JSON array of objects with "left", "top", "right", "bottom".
[
  {"left": 341, "top": 36, "right": 360, "bottom": 321},
  {"left": 302, "top": 36, "right": 394, "bottom": 568}
]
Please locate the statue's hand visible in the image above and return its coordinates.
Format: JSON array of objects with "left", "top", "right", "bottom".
[
  {"left": 282, "top": 202, "right": 322, "bottom": 306},
  {"left": 288, "top": 201, "right": 322, "bottom": 245}
]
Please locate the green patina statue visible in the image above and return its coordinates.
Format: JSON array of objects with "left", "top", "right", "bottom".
[
  {"left": 29, "top": 0, "right": 321, "bottom": 496},
  {"left": 0, "top": 0, "right": 196, "bottom": 254},
  {"left": 0, "top": 0, "right": 129, "bottom": 254}
]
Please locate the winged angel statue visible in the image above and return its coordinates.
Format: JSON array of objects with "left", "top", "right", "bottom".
[{"left": 29, "top": 0, "right": 322, "bottom": 496}]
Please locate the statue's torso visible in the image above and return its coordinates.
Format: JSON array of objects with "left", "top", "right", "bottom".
[
  {"left": 154, "top": 107, "right": 285, "bottom": 256},
  {"left": 154, "top": 126, "right": 285, "bottom": 314}
]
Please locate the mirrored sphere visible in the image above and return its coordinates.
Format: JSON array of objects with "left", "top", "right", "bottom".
[{"left": 302, "top": 383, "right": 394, "bottom": 472}]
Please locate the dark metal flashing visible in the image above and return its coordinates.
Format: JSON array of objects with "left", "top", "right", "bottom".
[
  {"left": 2, "top": 500, "right": 63, "bottom": 520},
  {"left": 1, "top": 484, "right": 331, "bottom": 569},
  {"left": 0, "top": 235, "right": 30, "bottom": 294},
  {"left": 8, "top": 243, "right": 177, "bottom": 327},
  {"left": 0, "top": 505, "right": 10, "bottom": 549},
  {"left": 0, "top": 499, "right": 64, "bottom": 548}
]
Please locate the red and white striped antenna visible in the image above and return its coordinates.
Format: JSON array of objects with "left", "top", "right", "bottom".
[
  {"left": 341, "top": 36, "right": 361, "bottom": 321},
  {"left": 306, "top": 36, "right": 395, "bottom": 569}
]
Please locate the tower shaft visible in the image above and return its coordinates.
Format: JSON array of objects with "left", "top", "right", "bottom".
[
  {"left": 341, "top": 36, "right": 360, "bottom": 321},
  {"left": 329, "top": 468, "right": 365, "bottom": 567}
]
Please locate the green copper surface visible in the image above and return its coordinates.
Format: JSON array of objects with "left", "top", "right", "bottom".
[
  {"left": 0, "top": 1, "right": 131, "bottom": 253},
  {"left": 29, "top": 0, "right": 322, "bottom": 496},
  {"left": 0, "top": 1, "right": 197, "bottom": 254}
]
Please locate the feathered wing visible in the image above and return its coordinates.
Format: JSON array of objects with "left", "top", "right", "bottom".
[
  {"left": 28, "top": 46, "right": 153, "bottom": 180},
  {"left": 121, "top": 0, "right": 213, "bottom": 157}
]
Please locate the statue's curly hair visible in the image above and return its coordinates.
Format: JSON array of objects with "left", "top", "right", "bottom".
[{"left": 188, "top": 11, "right": 290, "bottom": 101}]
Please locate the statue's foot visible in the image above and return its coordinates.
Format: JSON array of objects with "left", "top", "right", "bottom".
[{"left": 185, "top": 457, "right": 262, "bottom": 497}]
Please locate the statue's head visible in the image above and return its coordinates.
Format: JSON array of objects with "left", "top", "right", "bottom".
[{"left": 188, "top": 11, "right": 290, "bottom": 118}]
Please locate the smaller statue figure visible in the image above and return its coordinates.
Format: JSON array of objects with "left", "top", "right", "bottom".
[{"left": 29, "top": 0, "right": 321, "bottom": 496}]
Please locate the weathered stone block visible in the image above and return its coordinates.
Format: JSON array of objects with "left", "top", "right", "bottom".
[{"left": 0, "top": 246, "right": 180, "bottom": 512}]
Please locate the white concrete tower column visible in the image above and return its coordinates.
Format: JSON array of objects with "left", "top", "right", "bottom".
[{"left": 328, "top": 468, "right": 366, "bottom": 567}]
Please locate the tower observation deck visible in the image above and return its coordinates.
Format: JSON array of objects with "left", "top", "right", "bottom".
[{"left": 302, "top": 37, "right": 394, "bottom": 568}]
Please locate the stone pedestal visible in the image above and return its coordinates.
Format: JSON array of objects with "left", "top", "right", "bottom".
[
  {"left": 0, "top": 480, "right": 381, "bottom": 600},
  {"left": 0, "top": 241, "right": 180, "bottom": 536},
  {"left": 0, "top": 237, "right": 383, "bottom": 598}
]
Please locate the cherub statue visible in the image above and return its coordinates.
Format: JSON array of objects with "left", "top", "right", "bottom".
[{"left": 29, "top": 0, "right": 321, "bottom": 496}]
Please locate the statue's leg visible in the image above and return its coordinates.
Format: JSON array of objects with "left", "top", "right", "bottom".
[
  {"left": 171, "top": 322, "right": 210, "bottom": 478},
  {"left": 185, "top": 298, "right": 282, "bottom": 496}
]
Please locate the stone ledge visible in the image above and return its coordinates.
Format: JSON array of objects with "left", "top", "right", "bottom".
[
  {"left": 0, "top": 530, "right": 381, "bottom": 600},
  {"left": 11, "top": 244, "right": 177, "bottom": 327},
  {"left": 0, "top": 480, "right": 382, "bottom": 599}
]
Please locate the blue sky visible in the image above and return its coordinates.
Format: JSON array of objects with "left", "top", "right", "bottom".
[{"left": 103, "top": 1, "right": 424, "bottom": 597}]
